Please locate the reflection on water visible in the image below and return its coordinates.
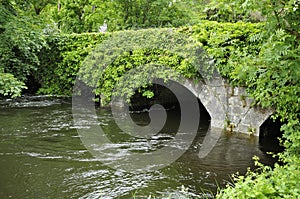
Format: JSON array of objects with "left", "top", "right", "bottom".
[{"left": 0, "top": 96, "right": 278, "bottom": 198}]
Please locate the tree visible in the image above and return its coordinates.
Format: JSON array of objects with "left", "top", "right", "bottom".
[
  {"left": 0, "top": 0, "right": 48, "bottom": 97},
  {"left": 49, "top": 0, "right": 197, "bottom": 33},
  {"left": 115, "top": 0, "right": 191, "bottom": 28}
]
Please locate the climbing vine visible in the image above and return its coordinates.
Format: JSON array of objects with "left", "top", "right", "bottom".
[{"left": 37, "top": 20, "right": 263, "bottom": 102}]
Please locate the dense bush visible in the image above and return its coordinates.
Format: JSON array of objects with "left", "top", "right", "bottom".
[
  {"left": 217, "top": 155, "right": 300, "bottom": 198},
  {"left": 0, "top": 2, "right": 49, "bottom": 81},
  {"left": 178, "top": 21, "right": 264, "bottom": 78},
  {"left": 37, "top": 32, "right": 108, "bottom": 95},
  {"left": 0, "top": 71, "right": 27, "bottom": 98},
  {"left": 0, "top": 0, "right": 49, "bottom": 98}
]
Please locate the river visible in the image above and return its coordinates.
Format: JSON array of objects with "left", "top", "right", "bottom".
[{"left": 0, "top": 96, "right": 279, "bottom": 198}]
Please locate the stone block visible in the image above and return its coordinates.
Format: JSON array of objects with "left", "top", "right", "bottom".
[
  {"left": 208, "top": 104, "right": 225, "bottom": 120},
  {"left": 230, "top": 115, "right": 241, "bottom": 124},
  {"left": 236, "top": 123, "right": 251, "bottom": 134},
  {"left": 242, "top": 108, "right": 265, "bottom": 127},
  {"left": 228, "top": 96, "right": 244, "bottom": 107},
  {"left": 205, "top": 76, "right": 224, "bottom": 87},
  {"left": 228, "top": 105, "right": 245, "bottom": 115},
  {"left": 198, "top": 92, "right": 211, "bottom": 104},
  {"left": 218, "top": 94, "right": 228, "bottom": 106},
  {"left": 211, "top": 119, "right": 225, "bottom": 129},
  {"left": 214, "top": 86, "right": 227, "bottom": 96},
  {"left": 233, "top": 87, "right": 248, "bottom": 96},
  {"left": 245, "top": 97, "right": 254, "bottom": 108}
]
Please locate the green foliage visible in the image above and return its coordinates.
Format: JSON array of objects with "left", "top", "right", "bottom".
[
  {"left": 0, "top": 0, "right": 48, "bottom": 83},
  {"left": 0, "top": 72, "right": 27, "bottom": 98},
  {"left": 53, "top": 0, "right": 103, "bottom": 33},
  {"left": 204, "top": 0, "right": 265, "bottom": 22},
  {"left": 82, "top": 0, "right": 122, "bottom": 32},
  {"left": 217, "top": 156, "right": 300, "bottom": 198},
  {"left": 37, "top": 32, "right": 108, "bottom": 95},
  {"left": 281, "top": 120, "right": 300, "bottom": 158},
  {"left": 102, "top": 61, "right": 183, "bottom": 104},
  {"left": 48, "top": 0, "right": 200, "bottom": 33},
  {"left": 115, "top": 0, "right": 191, "bottom": 29},
  {"left": 178, "top": 21, "right": 264, "bottom": 77},
  {"left": 0, "top": 0, "right": 51, "bottom": 97},
  {"left": 14, "top": 0, "right": 56, "bottom": 15},
  {"left": 77, "top": 28, "right": 216, "bottom": 105},
  {"left": 37, "top": 20, "right": 262, "bottom": 101}
]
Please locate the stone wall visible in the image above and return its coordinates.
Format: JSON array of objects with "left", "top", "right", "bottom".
[{"left": 183, "top": 77, "right": 273, "bottom": 136}]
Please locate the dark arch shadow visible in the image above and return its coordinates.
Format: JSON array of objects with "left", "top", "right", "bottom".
[
  {"left": 128, "top": 81, "right": 211, "bottom": 135},
  {"left": 259, "top": 116, "right": 284, "bottom": 154}
]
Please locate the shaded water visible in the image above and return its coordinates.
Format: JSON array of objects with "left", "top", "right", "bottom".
[{"left": 0, "top": 96, "right": 278, "bottom": 198}]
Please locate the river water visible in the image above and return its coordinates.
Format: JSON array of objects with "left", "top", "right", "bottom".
[{"left": 0, "top": 96, "right": 278, "bottom": 198}]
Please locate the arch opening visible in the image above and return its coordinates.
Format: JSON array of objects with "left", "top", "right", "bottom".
[
  {"left": 259, "top": 116, "right": 284, "bottom": 154},
  {"left": 128, "top": 80, "right": 211, "bottom": 134}
]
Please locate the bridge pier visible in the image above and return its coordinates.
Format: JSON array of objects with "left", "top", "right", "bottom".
[
  {"left": 184, "top": 78, "right": 273, "bottom": 137},
  {"left": 225, "top": 86, "right": 273, "bottom": 136}
]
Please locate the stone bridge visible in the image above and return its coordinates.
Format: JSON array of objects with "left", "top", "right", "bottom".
[
  {"left": 90, "top": 29, "right": 273, "bottom": 137},
  {"left": 183, "top": 72, "right": 273, "bottom": 137},
  {"left": 115, "top": 72, "right": 273, "bottom": 137}
]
